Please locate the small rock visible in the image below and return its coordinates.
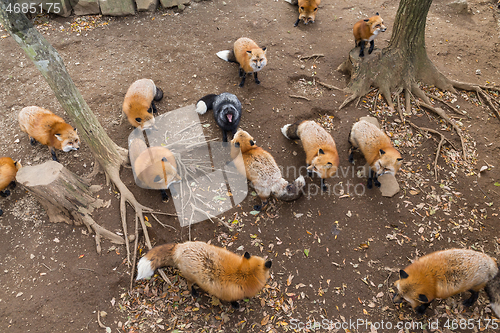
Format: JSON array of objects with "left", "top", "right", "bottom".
[
  {"left": 448, "top": 0, "right": 468, "bottom": 14},
  {"left": 475, "top": 69, "right": 481, "bottom": 75}
]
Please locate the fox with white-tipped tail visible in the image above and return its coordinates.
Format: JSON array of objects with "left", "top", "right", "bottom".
[
  {"left": 230, "top": 129, "right": 305, "bottom": 210},
  {"left": 217, "top": 37, "right": 267, "bottom": 87},
  {"left": 195, "top": 92, "right": 242, "bottom": 142},
  {"left": 136, "top": 241, "right": 272, "bottom": 309}
]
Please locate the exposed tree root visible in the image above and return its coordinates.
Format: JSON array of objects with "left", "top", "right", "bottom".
[
  {"left": 289, "top": 95, "right": 310, "bottom": 101},
  {"left": 317, "top": 80, "right": 344, "bottom": 92},
  {"left": 396, "top": 96, "right": 457, "bottom": 182},
  {"left": 299, "top": 54, "right": 324, "bottom": 61}
]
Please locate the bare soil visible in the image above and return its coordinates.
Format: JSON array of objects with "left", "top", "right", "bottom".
[{"left": 1, "top": 0, "right": 500, "bottom": 332}]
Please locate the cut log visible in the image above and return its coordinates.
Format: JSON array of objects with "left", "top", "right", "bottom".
[{"left": 16, "top": 161, "right": 126, "bottom": 253}]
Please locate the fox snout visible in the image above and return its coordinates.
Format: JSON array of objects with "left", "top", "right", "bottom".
[{"left": 392, "top": 293, "right": 403, "bottom": 304}]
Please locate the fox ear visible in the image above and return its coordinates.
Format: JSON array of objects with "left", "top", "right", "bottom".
[
  {"left": 261, "top": 47, "right": 267, "bottom": 53},
  {"left": 418, "top": 294, "right": 429, "bottom": 303},
  {"left": 265, "top": 260, "right": 272, "bottom": 269},
  {"left": 399, "top": 269, "right": 409, "bottom": 279},
  {"left": 250, "top": 140, "right": 255, "bottom": 146},
  {"left": 376, "top": 12, "right": 379, "bottom": 16},
  {"left": 244, "top": 252, "right": 251, "bottom": 259},
  {"left": 364, "top": 19, "right": 369, "bottom": 22},
  {"left": 161, "top": 157, "right": 168, "bottom": 162},
  {"left": 326, "top": 162, "right": 333, "bottom": 169},
  {"left": 55, "top": 133, "right": 63, "bottom": 141},
  {"left": 73, "top": 128, "right": 77, "bottom": 132},
  {"left": 379, "top": 149, "right": 386, "bottom": 155},
  {"left": 246, "top": 50, "right": 252, "bottom": 56},
  {"left": 397, "top": 157, "right": 403, "bottom": 161},
  {"left": 234, "top": 142, "right": 240, "bottom": 148},
  {"left": 307, "top": 165, "right": 313, "bottom": 170},
  {"left": 318, "top": 148, "right": 325, "bottom": 155}
]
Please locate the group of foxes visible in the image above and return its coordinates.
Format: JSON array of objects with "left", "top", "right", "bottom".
[{"left": 1, "top": 4, "right": 499, "bottom": 319}]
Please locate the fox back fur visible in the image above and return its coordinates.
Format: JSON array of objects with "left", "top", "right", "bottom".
[
  {"left": 282, "top": 120, "right": 339, "bottom": 190},
  {"left": 393, "top": 249, "right": 500, "bottom": 316},
  {"left": 195, "top": 93, "right": 242, "bottom": 142},
  {"left": 136, "top": 241, "right": 272, "bottom": 305},
  {"left": 231, "top": 129, "right": 305, "bottom": 209},
  {"left": 18, "top": 106, "right": 80, "bottom": 162},
  {"left": 349, "top": 118, "right": 402, "bottom": 188},
  {"left": 122, "top": 79, "right": 163, "bottom": 129}
]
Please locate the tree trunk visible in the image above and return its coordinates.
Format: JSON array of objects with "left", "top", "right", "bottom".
[
  {"left": 337, "top": 0, "right": 456, "bottom": 109},
  {"left": 16, "top": 161, "right": 127, "bottom": 253}
]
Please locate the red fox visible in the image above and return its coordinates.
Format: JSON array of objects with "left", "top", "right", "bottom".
[
  {"left": 230, "top": 129, "right": 305, "bottom": 210},
  {"left": 285, "top": 0, "right": 321, "bottom": 27},
  {"left": 217, "top": 37, "right": 267, "bottom": 87},
  {"left": 129, "top": 138, "right": 181, "bottom": 202},
  {"left": 349, "top": 118, "right": 402, "bottom": 189},
  {"left": 353, "top": 12, "right": 387, "bottom": 57},
  {"left": 122, "top": 79, "right": 164, "bottom": 129},
  {"left": 0, "top": 157, "right": 22, "bottom": 217},
  {"left": 393, "top": 249, "right": 500, "bottom": 317},
  {"left": 136, "top": 241, "right": 272, "bottom": 309},
  {"left": 281, "top": 120, "right": 339, "bottom": 191},
  {"left": 18, "top": 106, "right": 80, "bottom": 162}
]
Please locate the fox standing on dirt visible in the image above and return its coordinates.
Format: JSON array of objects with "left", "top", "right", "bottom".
[
  {"left": 231, "top": 129, "right": 305, "bottom": 210},
  {"left": 0, "top": 157, "right": 21, "bottom": 217},
  {"left": 129, "top": 138, "right": 181, "bottom": 202},
  {"left": 281, "top": 120, "right": 339, "bottom": 191},
  {"left": 136, "top": 241, "right": 272, "bottom": 309},
  {"left": 353, "top": 12, "right": 387, "bottom": 57},
  {"left": 18, "top": 106, "right": 80, "bottom": 162},
  {"left": 217, "top": 37, "right": 267, "bottom": 87},
  {"left": 348, "top": 118, "right": 402, "bottom": 189},
  {"left": 393, "top": 248, "right": 500, "bottom": 317},
  {"left": 195, "top": 92, "right": 242, "bottom": 142},
  {"left": 285, "top": 0, "right": 321, "bottom": 27},
  {"left": 122, "top": 79, "right": 164, "bottom": 129}
]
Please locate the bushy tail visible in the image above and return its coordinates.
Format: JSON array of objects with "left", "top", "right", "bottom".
[
  {"left": 216, "top": 50, "right": 237, "bottom": 63},
  {"left": 281, "top": 121, "right": 302, "bottom": 140},
  {"left": 274, "top": 175, "right": 305, "bottom": 202},
  {"left": 136, "top": 243, "right": 177, "bottom": 280},
  {"left": 195, "top": 94, "right": 218, "bottom": 115},
  {"left": 486, "top": 268, "right": 500, "bottom": 318},
  {"left": 154, "top": 86, "right": 163, "bottom": 101}
]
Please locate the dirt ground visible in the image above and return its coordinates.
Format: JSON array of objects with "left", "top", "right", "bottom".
[{"left": 1, "top": 0, "right": 500, "bottom": 332}]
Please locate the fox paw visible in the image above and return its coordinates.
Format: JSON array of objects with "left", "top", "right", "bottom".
[
  {"left": 367, "top": 179, "right": 373, "bottom": 189},
  {"left": 0, "top": 209, "right": 3, "bottom": 217},
  {"left": 253, "top": 204, "right": 262, "bottom": 211},
  {"left": 231, "top": 301, "right": 240, "bottom": 309},
  {"left": 191, "top": 287, "right": 199, "bottom": 298},
  {"left": 374, "top": 180, "right": 381, "bottom": 188},
  {"left": 0, "top": 190, "right": 11, "bottom": 198}
]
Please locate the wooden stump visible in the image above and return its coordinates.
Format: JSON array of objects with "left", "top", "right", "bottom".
[{"left": 16, "top": 161, "right": 126, "bottom": 253}]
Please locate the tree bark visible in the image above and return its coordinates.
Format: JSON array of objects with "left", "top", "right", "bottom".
[{"left": 16, "top": 161, "right": 127, "bottom": 253}]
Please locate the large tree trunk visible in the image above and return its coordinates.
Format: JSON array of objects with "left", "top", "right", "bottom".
[
  {"left": 338, "top": 0, "right": 457, "bottom": 109},
  {"left": 0, "top": 1, "right": 154, "bottom": 263}
]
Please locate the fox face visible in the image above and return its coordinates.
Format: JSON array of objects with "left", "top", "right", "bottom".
[
  {"left": 367, "top": 13, "right": 387, "bottom": 40},
  {"left": 130, "top": 112, "right": 155, "bottom": 130},
  {"left": 393, "top": 270, "right": 432, "bottom": 309},
  {"left": 55, "top": 126, "right": 80, "bottom": 152},
  {"left": 231, "top": 129, "right": 256, "bottom": 153},
  {"left": 298, "top": 0, "right": 320, "bottom": 25},
  {"left": 247, "top": 49, "right": 267, "bottom": 72},
  {"left": 307, "top": 149, "right": 337, "bottom": 179},
  {"left": 372, "top": 149, "right": 402, "bottom": 177}
]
